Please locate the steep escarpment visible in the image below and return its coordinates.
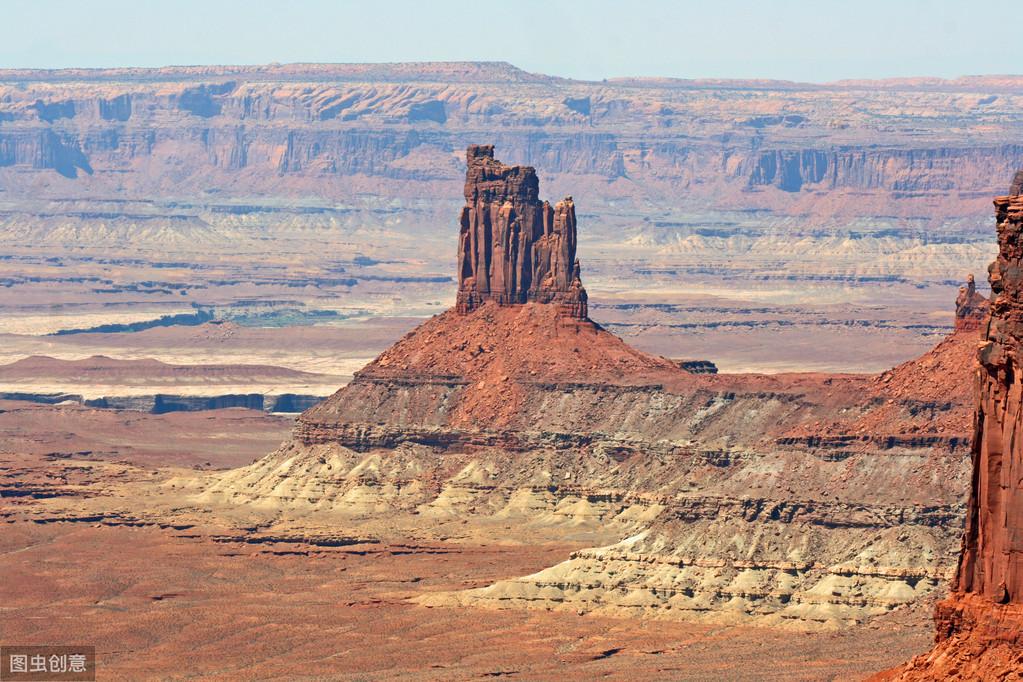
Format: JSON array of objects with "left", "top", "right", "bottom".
[
  {"left": 962, "top": 196, "right": 1023, "bottom": 608},
  {"left": 197, "top": 147, "right": 980, "bottom": 629},
  {"left": 883, "top": 189, "right": 1023, "bottom": 679},
  {"left": 0, "top": 355, "right": 335, "bottom": 414}
]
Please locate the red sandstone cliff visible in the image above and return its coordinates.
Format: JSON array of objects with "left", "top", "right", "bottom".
[
  {"left": 456, "top": 145, "right": 587, "bottom": 319},
  {"left": 880, "top": 190, "right": 1023, "bottom": 680}
]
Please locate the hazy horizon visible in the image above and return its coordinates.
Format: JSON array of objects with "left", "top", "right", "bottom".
[
  {"left": 4, "top": 59, "right": 1022, "bottom": 85},
  {"left": 2, "top": 0, "right": 1016, "bottom": 83}
]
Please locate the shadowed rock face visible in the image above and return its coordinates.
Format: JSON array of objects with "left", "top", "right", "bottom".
[{"left": 456, "top": 145, "right": 587, "bottom": 319}]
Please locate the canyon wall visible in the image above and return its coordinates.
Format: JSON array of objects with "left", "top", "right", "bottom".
[{"left": 958, "top": 194, "right": 1023, "bottom": 605}]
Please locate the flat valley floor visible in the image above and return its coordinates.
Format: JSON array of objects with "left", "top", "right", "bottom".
[{"left": 0, "top": 401, "right": 932, "bottom": 681}]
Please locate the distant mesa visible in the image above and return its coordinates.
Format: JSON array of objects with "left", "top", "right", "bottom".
[{"left": 456, "top": 145, "right": 588, "bottom": 319}]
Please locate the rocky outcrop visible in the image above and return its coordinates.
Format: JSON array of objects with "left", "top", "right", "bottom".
[
  {"left": 880, "top": 186, "right": 1023, "bottom": 679},
  {"left": 455, "top": 146, "right": 587, "bottom": 318},
  {"left": 955, "top": 274, "right": 989, "bottom": 331},
  {"left": 676, "top": 359, "right": 719, "bottom": 374}
]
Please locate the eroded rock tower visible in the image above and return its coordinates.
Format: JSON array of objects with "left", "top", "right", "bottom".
[{"left": 455, "top": 145, "right": 588, "bottom": 319}]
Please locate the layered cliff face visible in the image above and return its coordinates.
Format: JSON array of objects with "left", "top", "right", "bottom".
[
  {"left": 203, "top": 296, "right": 975, "bottom": 627},
  {"left": 194, "top": 148, "right": 982, "bottom": 629},
  {"left": 2, "top": 63, "right": 1023, "bottom": 224},
  {"left": 456, "top": 145, "right": 587, "bottom": 318},
  {"left": 880, "top": 186, "right": 1023, "bottom": 679}
]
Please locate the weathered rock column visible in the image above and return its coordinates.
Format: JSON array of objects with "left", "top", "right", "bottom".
[
  {"left": 455, "top": 145, "right": 587, "bottom": 319},
  {"left": 954, "top": 274, "right": 989, "bottom": 332}
]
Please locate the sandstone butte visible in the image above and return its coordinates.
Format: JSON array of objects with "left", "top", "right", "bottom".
[
  {"left": 301, "top": 146, "right": 678, "bottom": 432},
  {"left": 456, "top": 144, "right": 588, "bottom": 319},
  {"left": 195, "top": 146, "right": 1023, "bottom": 649},
  {"left": 879, "top": 179, "right": 1023, "bottom": 679}
]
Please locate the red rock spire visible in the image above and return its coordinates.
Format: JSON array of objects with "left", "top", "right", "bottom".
[
  {"left": 455, "top": 145, "right": 588, "bottom": 319},
  {"left": 954, "top": 273, "right": 989, "bottom": 332}
]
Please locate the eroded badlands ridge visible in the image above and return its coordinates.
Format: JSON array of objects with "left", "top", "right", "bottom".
[
  {"left": 884, "top": 188, "right": 1023, "bottom": 679},
  {"left": 200, "top": 149, "right": 982, "bottom": 628}
]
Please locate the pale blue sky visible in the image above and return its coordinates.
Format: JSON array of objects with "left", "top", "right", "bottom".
[{"left": 2, "top": 0, "right": 1018, "bottom": 82}]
